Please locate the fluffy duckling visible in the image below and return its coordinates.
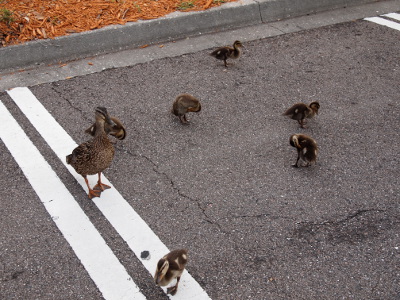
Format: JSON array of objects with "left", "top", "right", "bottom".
[
  {"left": 283, "top": 102, "right": 320, "bottom": 128},
  {"left": 290, "top": 134, "right": 318, "bottom": 168},
  {"left": 210, "top": 40, "right": 243, "bottom": 67},
  {"left": 85, "top": 116, "right": 126, "bottom": 140},
  {"left": 154, "top": 249, "right": 188, "bottom": 295},
  {"left": 66, "top": 107, "right": 116, "bottom": 199},
  {"left": 172, "top": 94, "right": 201, "bottom": 124}
]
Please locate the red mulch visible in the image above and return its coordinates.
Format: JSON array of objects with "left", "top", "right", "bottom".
[{"left": 0, "top": 0, "right": 235, "bottom": 47}]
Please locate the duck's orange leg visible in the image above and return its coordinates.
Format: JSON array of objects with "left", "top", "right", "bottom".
[
  {"left": 83, "top": 176, "right": 101, "bottom": 199},
  {"left": 93, "top": 172, "right": 111, "bottom": 192}
]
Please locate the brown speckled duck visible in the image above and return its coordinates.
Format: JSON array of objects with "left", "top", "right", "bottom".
[
  {"left": 154, "top": 249, "right": 188, "bottom": 295},
  {"left": 210, "top": 40, "right": 243, "bottom": 67},
  {"left": 66, "top": 107, "right": 116, "bottom": 199},
  {"left": 283, "top": 102, "right": 320, "bottom": 128},
  {"left": 289, "top": 134, "right": 318, "bottom": 168},
  {"left": 172, "top": 94, "right": 201, "bottom": 124},
  {"left": 85, "top": 116, "right": 126, "bottom": 140}
]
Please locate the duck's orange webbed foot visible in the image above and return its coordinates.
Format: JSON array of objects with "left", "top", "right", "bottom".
[
  {"left": 88, "top": 188, "right": 101, "bottom": 199},
  {"left": 93, "top": 182, "right": 111, "bottom": 192}
]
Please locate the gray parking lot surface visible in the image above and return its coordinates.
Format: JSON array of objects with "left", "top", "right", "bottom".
[{"left": 1, "top": 15, "right": 400, "bottom": 300}]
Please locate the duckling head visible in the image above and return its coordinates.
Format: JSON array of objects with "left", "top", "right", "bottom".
[
  {"left": 154, "top": 258, "right": 169, "bottom": 285},
  {"left": 309, "top": 102, "right": 320, "bottom": 114},
  {"left": 187, "top": 102, "right": 201, "bottom": 113},
  {"left": 234, "top": 40, "right": 243, "bottom": 48},
  {"left": 289, "top": 134, "right": 300, "bottom": 149}
]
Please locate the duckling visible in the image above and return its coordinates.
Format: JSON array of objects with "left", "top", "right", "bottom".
[
  {"left": 210, "top": 40, "right": 243, "bottom": 67},
  {"left": 283, "top": 102, "right": 320, "bottom": 128},
  {"left": 85, "top": 116, "right": 126, "bottom": 140},
  {"left": 66, "top": 107, "right": 116, "bottom": 199},
  {"left": 172, "top": 94, "right": 201, "bottom": 124},
  {"left": 154, "top": 249, "right": 188, "bottom": 295},
  {"left": 289, "top": 134, "right": 318, "bottom": 168}
]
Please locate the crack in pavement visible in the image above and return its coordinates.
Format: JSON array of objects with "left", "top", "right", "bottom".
[
  {"left": 115, "top": 145, "right": 228, "bottom": 234},
  {"left": 232, "top": 213, "right": 294, "bottom": 221},
  {"left": 51, "top": 84, "right": 87, "bottom": 117}
]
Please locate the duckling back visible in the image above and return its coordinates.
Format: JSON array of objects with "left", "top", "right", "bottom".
[
  {"left": 172, "top": 94, "right": 201, "bottom": 116},
  {"left": 300, "top": 137, "right": 318, "bottom": 163},
  {"left": 290, "top": 134, "right": 318, "bottom": 164},
  {"left": 283, "top": 103, "right": 309, "bottom": 120},
  {"left": 210, "top": 47, "right": 232, "bottom": 60}
]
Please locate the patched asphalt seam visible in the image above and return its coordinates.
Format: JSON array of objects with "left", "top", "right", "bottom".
[{"left": 296, "top": 208, "right": 386, "bottom": 226}]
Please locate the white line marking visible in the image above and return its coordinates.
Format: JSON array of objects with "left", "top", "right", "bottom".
[
  {"left": 0, "top": 100, "right": 146, "bottom": 300},
  {"left": 382, "top": 13, "right": 400, "bottom": 22},
  {"left": 364, "top": 16, "right": 400, "bottom": 31},
  {"left": 7, "top": 87, "right": 211, "bottom": 300}
]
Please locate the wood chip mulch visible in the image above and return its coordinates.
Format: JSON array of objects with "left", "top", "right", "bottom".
[{"left": 0, "top": 0, "right": 235, "bottom": 47}]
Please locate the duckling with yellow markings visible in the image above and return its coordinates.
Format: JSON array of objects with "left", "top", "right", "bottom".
[
  {"left": 290, "top": 134, "right": 318, "bottom": 167},
  {"left": 283, "top": 101, "right": 320, "bottom": 128},
  {"left": 154, "top": 249, "right": 188, "bottom": 295},
  {"left": 85, "top": 116, "right": 126, "bottom": 140},
  {"left": 210, "top": 40, "right": 243, "bottom": 67}
]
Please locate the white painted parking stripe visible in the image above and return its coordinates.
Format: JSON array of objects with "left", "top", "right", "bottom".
[
  {"left": 0, "top": 100, "right": 146, "bottom": 300},
  {"left": 382, "top": 13, "right": 400, "bottom": 22},
  {"left": 7, "top": 87, "right": 211, "bottom": 300},
  {"left": 364, "top": 16, "right": 400, "bottom": 31}
]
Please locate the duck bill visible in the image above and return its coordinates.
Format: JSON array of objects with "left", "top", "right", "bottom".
[
  {"left": 155, "top": 274, "right": 162, "bottom": 285},
  {"left": 105, "top": 115, "right": 116, "bottom": 127}
]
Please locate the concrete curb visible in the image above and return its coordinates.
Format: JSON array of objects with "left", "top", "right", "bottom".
[{"left": 0, "top": 0, "right": 386, "bottom": 71}]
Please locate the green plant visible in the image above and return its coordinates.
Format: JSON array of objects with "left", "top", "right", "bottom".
[
  {"left": 213, "top": 0, "right": 226, "bottom": 3},
  {"left": 51, "top": 16, "right": 60, "bottom": 25},
  {"left": 0, "top": 8, "right": 14, "bottom": 25},
  {"left": 177, "top": 1, "right": 195, "bottom": 10},
  {"left": 133, "top": 2, "right": 141, "bottom": 12}
]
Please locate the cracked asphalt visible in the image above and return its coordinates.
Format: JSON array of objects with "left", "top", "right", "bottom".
[{"left": 1, "top": 18, "right": 400, "bottom": 299}]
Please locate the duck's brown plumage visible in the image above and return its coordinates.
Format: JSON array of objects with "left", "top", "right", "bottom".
[
  {"left": 66, "top": 107, "right": 116, "bottom": 199},
  {"left": 154, "top": 249, "right": 188, "bottom": 295},
  {"left": 172, "top": 94, "right": 201, "bottom": 124},
  {"left": 289, "top": 134, "right": 318, "bottom": 167},
  {"left": 210, "top": 40, "right": 243, "bottom": 67},
  {"left": 283, "top": 102, "right": 320, "bottom": 128}
]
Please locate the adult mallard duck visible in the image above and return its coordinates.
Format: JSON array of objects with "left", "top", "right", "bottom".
[
  {"left": 283, "top": 101, "right": 320, "bottom": 128},
  {"left": 85, "top": 116, "right": 126, "bottom": 140},
  {"left": 154, "top": 249, "right": 188, "bottom": 295},
  {"left": 66, "top": 107, "right": 116, "bottom": 199},
  {"left": 172, "top": 94, "right": 201, "bottom": 124},
  {"left": 210, "top": 40, "right": 243, "bottom": 67},
  {"left": 289, "top": 134, "right": 318, "bottom": 168}
]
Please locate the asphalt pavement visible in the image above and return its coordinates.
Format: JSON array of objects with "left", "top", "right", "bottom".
[
  {"left": 1, "top": 1, "right": 400, "bottom": 300},
  {"left": 0, "top": 0, "right": 393, "bottom": 72}
]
